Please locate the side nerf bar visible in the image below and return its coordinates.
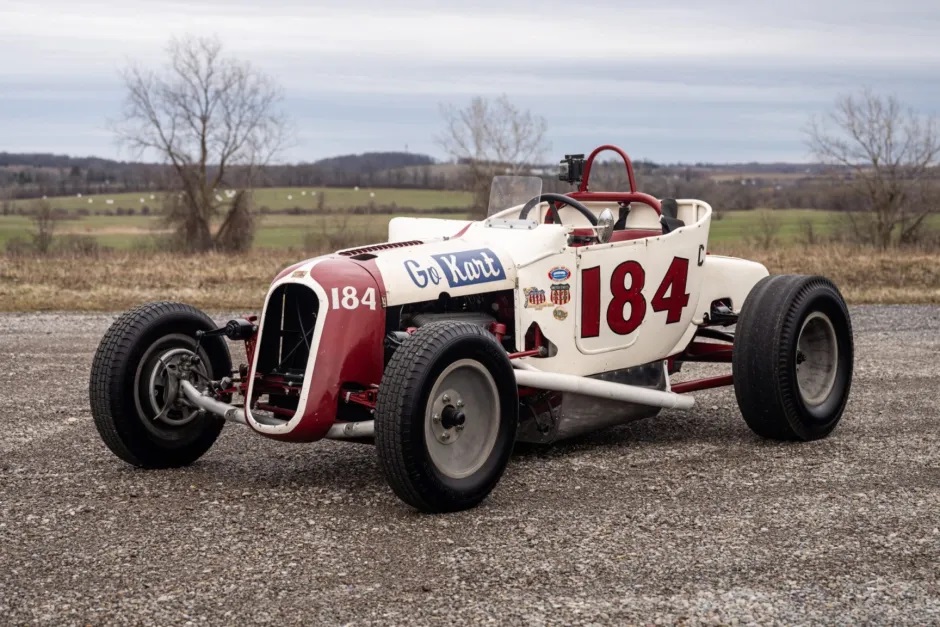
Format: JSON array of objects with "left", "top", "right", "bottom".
[{"left": 513, "top": 368, "right": 695, "bottom": 410}]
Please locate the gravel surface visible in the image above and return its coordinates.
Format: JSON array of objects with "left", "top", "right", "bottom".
[{"left": 1, "top": 306, "right": 938, "bottom": 625}]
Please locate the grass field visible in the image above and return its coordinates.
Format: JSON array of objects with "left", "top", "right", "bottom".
[
  {"left": 1, "top": 187, "right": 476, "bottom": 249},
  {"left": 1, "top": 243, "right": 937, "bottom": 311},
  {"left": 0, "top": 212, "right": 474, "bottom": 249},
  {"left": 5, "top": 201, "right": 939, "bottom": 250},
  {"left": 5, "top": 187, "right": 940, "bottom": 249},
  {"left": 7, "top": 187, "right": 473, "bottom": 213},
  {"left": 2, "top": 189, "right": 938, "bottom": 310}
]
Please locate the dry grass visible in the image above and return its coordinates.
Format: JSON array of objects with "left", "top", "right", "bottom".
[
  {"left": 713, "top": 243, "right": 940, "bottom": 305},
  {"left": 0, "top": 251, "right": 300, "bottom": 312},
  {"left": 1, "top": 244, "right": 937, "bottom": 312}
]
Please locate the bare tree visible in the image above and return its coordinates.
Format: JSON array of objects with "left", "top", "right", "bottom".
[
  {"left": 114, "top": 35, "right": 288, "bottom": 253},
  {"left": 438, "top": 95, "right": 549, "bottom": 214},
  {"left": 214, "top": 190, "right": 255, "bottom": 252},
  {"left": 808, "top": 89, "right": 940, "bottom": 248},
  {"left": 31, "top": 200, "right": 57, "bottom": 254}
]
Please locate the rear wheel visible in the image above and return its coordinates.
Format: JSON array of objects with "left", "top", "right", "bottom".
[
  {"left": 732, "top": 275, "right": 853, "bottom": 440},
  {"left": 375, "top": 321, "right": 518, "bottom": 512},
  {"left": 89, "top": 302, "right": 232, "bottom": 468}
]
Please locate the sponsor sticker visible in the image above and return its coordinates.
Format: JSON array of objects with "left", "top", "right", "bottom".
[
  {"left": 291, "top": 270, "right": 307, "bottom": 278},
  {"left": 404, "top": 248, "right": 505, "bottom": 289},
  {"left": 548, "top": 266, "right": 571, "bottom": 282},
  {"left": 550, "top": 283, "right": 571, "bottom": 305},
  {"left": 523, "top": 287, "right": 552, "bottom": 310},
  {"left": 553, "top": 307, "right": 568, "bottom": 321}
]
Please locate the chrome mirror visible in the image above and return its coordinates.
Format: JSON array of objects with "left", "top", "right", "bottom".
[{"left": 597, "top": 208, "right": 615, "bottom": 243}]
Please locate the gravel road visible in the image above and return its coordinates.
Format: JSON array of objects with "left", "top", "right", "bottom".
[{"left": 1, "top": 306, "right": 938, "bottom": 625}]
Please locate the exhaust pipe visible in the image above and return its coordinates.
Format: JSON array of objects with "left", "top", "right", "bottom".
[{"left": 513, "top": 368, "right": 694, "bottom": 410}]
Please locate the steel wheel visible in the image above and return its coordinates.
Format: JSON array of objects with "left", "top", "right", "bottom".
[
  {"left": 89, "top": 302, "right": 231, "bottom": 468},
  {"left": 795, "top": 312, "right": 839, "bottom": 407},
  {"left": 425, "top": 359, "right": 501, "bottom": 479},
  {"left": 375, "top": 321, "right": 518, "bottom": 513}
]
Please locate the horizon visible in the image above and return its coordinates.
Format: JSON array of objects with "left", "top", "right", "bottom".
[
  {"left": 0, "top": 148, "right": 827, "bottom": 169},
  {"left": 3, "top": 0, "right": 939, "bottom": 164}
]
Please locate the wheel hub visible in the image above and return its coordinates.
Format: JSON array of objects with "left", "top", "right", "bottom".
[
  {"left": 795, "top": 312, "right": 839, "bottom": 407},
  {"left": 430, "top": 394, "right": 466, "bottom": 444},
  {"left": 142, "top": 347, "right": 208, "bottom": 427},
  {"left": 424, "top": 359, "right": 501, "bottom": 479}
]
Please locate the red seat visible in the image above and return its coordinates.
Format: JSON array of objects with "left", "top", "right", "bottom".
[{"left": 610, "top": 228, "right": 661, "bottom": 242}]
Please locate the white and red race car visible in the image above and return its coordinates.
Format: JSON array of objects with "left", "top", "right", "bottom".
[{"left": 90, "top": 145, "right": 854, "bottom": 512}]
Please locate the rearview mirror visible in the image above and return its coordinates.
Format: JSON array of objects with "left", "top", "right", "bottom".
[{"left": 597, "top": 208, "right": 615, "bottom": 243}]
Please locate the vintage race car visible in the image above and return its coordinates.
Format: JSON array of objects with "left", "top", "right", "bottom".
[{"left": 90, "top": 145, "right": 854, "bottom": 512}]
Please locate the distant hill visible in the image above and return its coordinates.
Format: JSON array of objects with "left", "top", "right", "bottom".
[
  {"left": 0, "top": 150, "right": 445, "bottom": 198},
  {"left": 0, "top": 150, "right": 436, "bottom": 173},
  {"left": 0, "top": 152, "right": 141, "bottom": 170},
  {"left": 307, "top": 152, "right": 435, "bottom": 174}
]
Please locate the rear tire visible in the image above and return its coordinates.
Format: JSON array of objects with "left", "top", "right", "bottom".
[
  {"left": 732, "top": 275, "right": 853, "bottom": 441},
  {"left": 89, "top": 302, "right": 232, "bottom": 468},
  {"left": 375, "top": 321, "right": 518, "bottom": 512}
]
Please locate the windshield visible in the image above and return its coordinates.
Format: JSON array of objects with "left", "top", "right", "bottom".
[{"left": 485, "top": 175, "right": 542, "bottom": 228}]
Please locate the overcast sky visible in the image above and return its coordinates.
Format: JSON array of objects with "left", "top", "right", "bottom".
[{"left": 2, "top": 0, "right": 939, "bottom": 163}]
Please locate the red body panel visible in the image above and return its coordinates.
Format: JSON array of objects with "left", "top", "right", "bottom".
[{"left": 254, "top": 257, "right": 386, "bottom": 442}]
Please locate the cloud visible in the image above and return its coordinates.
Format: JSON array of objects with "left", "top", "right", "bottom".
[{"left": 1, "top": 0, "right": 938, "bottom": 161}]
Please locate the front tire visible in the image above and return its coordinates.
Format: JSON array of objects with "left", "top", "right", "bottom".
[
  {"left": 375, "top": 321, "right": 518, "bottom": 512},
  {"left": 732, "top": 275, "right": 853, "bottom": 441},
  {"left": 89, "top": 302, "right": 232, "bottom": 468}
]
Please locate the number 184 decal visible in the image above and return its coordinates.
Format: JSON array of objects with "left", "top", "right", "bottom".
[
  {"left": 580, "top": 256, "right": 690, "bottom": 338},
  {"left": 330, "top": 286, "right": 377, "bottom": 310}
]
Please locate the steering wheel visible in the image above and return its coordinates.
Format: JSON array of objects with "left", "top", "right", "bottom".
[{"left": 518, "top": 193, "right": 598, "bottom": 227}]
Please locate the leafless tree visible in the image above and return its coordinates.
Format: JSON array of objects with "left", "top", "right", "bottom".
[
  {"left": 113, "top": 35, "right": 289, "bottom": 253},
  {"left": 214, "top": 190, "right": 255, "bottom": 252},
  {"left": 438, "top": 95, "right": 549, "bottom": 215},
  {"left": 31, "top": 200, "right": 57, "bottom": 254},
  {"left": 807, "top": 89, "right": 940, "bottom": 248}
]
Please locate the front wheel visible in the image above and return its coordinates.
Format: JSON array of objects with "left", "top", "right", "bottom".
[
  {"left": 732, "top": 275, "right": 853, "bottom": 441},
  {"left": 89, "top": 302, "right": 232, "bottom": 468},
  {"left": 375, "top": 321, "right": 518, "bottom": 512}
]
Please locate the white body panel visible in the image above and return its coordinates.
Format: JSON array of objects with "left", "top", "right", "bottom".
[
  {"left": 368, "top": 199, "right": 768, "bottom": 377},
  {"left": 388, "top": 217, "right": 471, "bottom": 242}
]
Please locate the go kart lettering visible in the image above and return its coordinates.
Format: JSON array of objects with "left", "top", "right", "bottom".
[
  {"left": 404, "top": 248, "right": 505, "bottom": 289},
  {"left": 580, "top": 257, "right": 690, "bottom": 338},
  {"left": 403, "top": 259, "right": 442, "bottom": 288},
  {"left": 330, "top": 286, "right": 376, "bottom": 310}
]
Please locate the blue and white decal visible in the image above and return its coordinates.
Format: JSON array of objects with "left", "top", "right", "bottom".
[
  {"left": 403, "top": 248, "right": 505, "bottom": 289},
  {"left": 548, "top": 266, "right": 572, "bottom": 282},
  {"left": 431, "top": 248, "right": 505, "bottom": 288}
]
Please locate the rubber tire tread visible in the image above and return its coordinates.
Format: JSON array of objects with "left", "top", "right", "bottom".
[
  {"left": 732, "top": 275, "right": 853, "bottom": 441},
  {"left": 89, "top": 301, "right": 231, "bottom": 468},
  {"left": 375, "top": 321, "right": 517, "bottom": 513}
]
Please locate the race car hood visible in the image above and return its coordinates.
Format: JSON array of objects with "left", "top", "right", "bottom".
[
  {"left": 347, "top": 219, "right": 572, "bottom": 306},
  {"left": 366, "top": 237, "right": 517, "bottom": 306},
  {"left": 272, "top": 219, "right": 568, "bottom": 307}
]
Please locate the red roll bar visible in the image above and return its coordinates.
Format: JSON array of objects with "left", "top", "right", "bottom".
[{"left": 567, "top": 144, "right": 661, "bottom": 214}]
